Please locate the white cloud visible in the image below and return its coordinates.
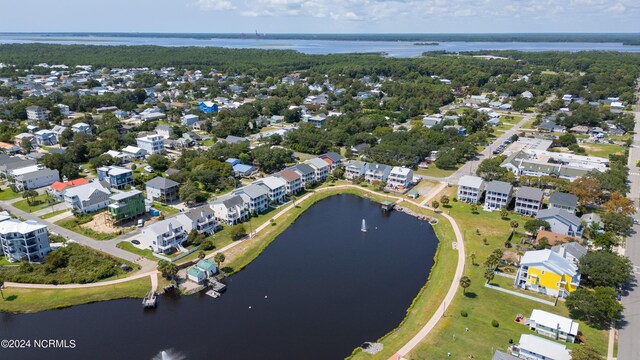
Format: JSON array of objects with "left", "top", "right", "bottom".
[{"left": 197, "top": 0, "right": 235, "bottom": 11}]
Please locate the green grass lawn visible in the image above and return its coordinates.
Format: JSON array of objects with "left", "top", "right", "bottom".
[
  {"left": 0, "top": 188, "right": 21, "bottom": 201},
  {"left": 0, "top": 276, "right": 150, "bottom": 313},
  {"left": 580, "top": 142, "right": 624, "bottom": 158},
  {"left": 12, "top": 194, "right": 61, "bottom": 213},
  {"left": 521, "top": 116, "right": 538, "bottom": 130},
  {"left": 117, "top": 241, "right": 157, "bottom": 261},
  {"left": 39, "top": 209, "right": 69, "bottom": 219},
  {"left": 0, "top": 257, "right": 16, "bottom": 266},
  {"left": 408, "top": 187, "right": 609, "bottom": 359},
  {"left": 55, "top": 217, "right": 116, "bottom": 240},
  {"left": 152, "top": 202, "right": 179, "bottom": 216},
  {"left": 415, "top": 166, "right": 458, "bottom": 179}
]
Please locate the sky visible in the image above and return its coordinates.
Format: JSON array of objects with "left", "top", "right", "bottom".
[{"left": 1, "top": 0, "right": 639, "bottom": 33}]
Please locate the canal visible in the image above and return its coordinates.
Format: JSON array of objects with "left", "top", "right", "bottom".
[{"left": 0, "top": 194, "right": 439, "bottom": 360}]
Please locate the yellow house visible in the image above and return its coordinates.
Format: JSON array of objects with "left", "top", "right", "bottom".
[{"left": 514, "top": 249, "right": 580, "bottom": 298}]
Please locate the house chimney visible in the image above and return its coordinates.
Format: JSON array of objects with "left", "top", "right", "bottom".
[{"left": 168, "top": 222, "right": 173, "bottom": 232}]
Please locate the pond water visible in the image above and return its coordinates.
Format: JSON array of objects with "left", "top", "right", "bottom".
[{"left": 0, "top": 194, "right": 439, "bottom": 360}]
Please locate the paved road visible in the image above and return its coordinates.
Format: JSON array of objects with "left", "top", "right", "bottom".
[
  {"left": 618, "top": 90, "right": 640, "bottom": 360},
  {"left": 0, "top": 198, "right": 156, "bottom": 272}
]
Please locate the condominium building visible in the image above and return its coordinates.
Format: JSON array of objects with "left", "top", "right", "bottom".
[
  {"left": 141, "top": 218, "right": 187, "bottom": 254},
  {"left": 457, "top": 175, "right": 485, "bottom": 203},
  {"left": 136, "top": 134, "right": 165, "bottom": 155},
  {"left": 0, "top": 218, "right": 51, "bottom": 263},
  {"left": 514, "top": 186, "right": 544, "bottom": 217},
  {"left": 387, "top": 167, "right": 414, "bottom": 190},
  {"left": 484, "top": 181, "right": 513, "bottom": 211}
]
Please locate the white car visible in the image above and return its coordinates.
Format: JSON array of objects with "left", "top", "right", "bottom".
[{"left": 144, "top": 166, "right": 153, "bottom": 172}]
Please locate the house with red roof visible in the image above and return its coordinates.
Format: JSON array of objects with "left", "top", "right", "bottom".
[{"left": 48, "top": 178, "right": 89, "bottom": 199}]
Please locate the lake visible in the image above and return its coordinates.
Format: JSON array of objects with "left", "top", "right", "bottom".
[
  {"left": 1, "top": 33, "right": 640, "bottom": 57},
  {"left": 0, "top": 194, "right": 439, "bottom": 360}
]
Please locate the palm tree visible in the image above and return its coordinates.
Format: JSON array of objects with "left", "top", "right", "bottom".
[
  {"left": 157, "top": 260, "right": 178, "bottom": 279},
  {"left": 470, "top": 252, "right": 477, "bottom": 266},
  {"left": 431, "top": 200, "right": 440, "bottom": 212},
  {"left": 484, "top": 268, "right": 495, "bottom": 284},
  {"left": 214, "top": 253, "right": 226, "bottom": 270},
  {"left": 470, "top": 204, "right": 478, "bottom": 214},
  {"left": 510, "top": 220, "right": 519, "bottom": 234},
  {"left": 500, "top": 207, "right": 509, "bottom": 219},
  {"left": 290, "top": 194, "right": 297, "bottom": 207},
  {"left": 459, "top": 276, "right": 471, "bottom": 294}
]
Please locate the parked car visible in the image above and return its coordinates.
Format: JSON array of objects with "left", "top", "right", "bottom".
[
  {"left": 144, "top": 165, "right": 153, "bottom": 172},
  {"left": 131, "top": 239, "right": 140, "bottom": 245},
  {"left": 137, "top": 219, "right": 144, "bottom": 227}
]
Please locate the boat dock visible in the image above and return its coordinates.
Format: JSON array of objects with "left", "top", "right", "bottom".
[
  {"left": 206, "top": 290, "right": 221, "bottom": 298},
  {"left": 142, "top": 291, "right": 157, "bottom": 308},
  {"left": 381, "top": 201, "right": 396, "bottom": 212},
  {"left": 209, "top": 280, "right": 227, "bottom": 292}
]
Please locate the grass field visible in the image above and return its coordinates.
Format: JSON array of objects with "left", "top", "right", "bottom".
[
  {"left": 0, "top": 188, "right": 21, "bottom": 201},
  {"left": 12, "top": 194, "right": 60, "bottom": 213},
  {"left": 408, "top": 187, "right": 609, "bottom": 359},
  {"left": 415, "top": 166, "right": 458, "bottom": 179},
  {"left": 152, "top": 202, "right": 179, "bottom": 216},
  {"left": 580, "top": 142, "right": 624, "bottom": 158},
  {"left": 117, "top": 241, "right": 158, "bottom": 261},
  {"left": 39, "top": 209, "right": 69, "bottom": 219},
  {"left": 0, "top": 277, "right": 150, "bottom": 313}
]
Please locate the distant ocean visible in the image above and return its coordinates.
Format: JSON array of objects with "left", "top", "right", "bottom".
[{"left": 1, "top": 33, "right": 640, "bottom": 57}]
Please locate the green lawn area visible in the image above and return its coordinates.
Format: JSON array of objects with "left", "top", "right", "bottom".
[
  {"left": 408, "top": 187, "right": 609, "bottom": 359},
  {"left": 152, "top": 202, "right": 179, "bottom": 216},
  {"left": 55, "top": 217, "right": 116, "bottom": 240},
  {"left": 489, "top": 274, "right": 556, "bottom": 302},
  {"left": 580, "top": 142, "right": 624, "bottom": 158},
  {"left": 521, "top": 116, "right": 538, "bottom": 130},
  {"left": 12, "top": 194, "right": 61, "bottom": 213},
  {"left": 415, "top": 166, "right": 458, "bottom": 179},
  {"left": 0, "top": 257, "right": 16, "bottom": 266},
  {"left": 0, "top": 276, "right": 150, "bottom": 313},
  {"left": 202, "top": 139, "right": 215, "bottom": 146},
  {"left": 39, "top": 209, "right": 69, "bottom": 219},
  {"left": 117, "top": 241, "right": 157, "bottom": 261},
  {"left": 0, "top": 188, "right": 21, "bottom": 201}
]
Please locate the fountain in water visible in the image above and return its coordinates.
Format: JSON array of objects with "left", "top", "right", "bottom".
[
  {"left": 152, "top": 349, "right": 185, "bottom": 360},
  {"left": 361, "top": 219, "right": 367, "bottom": 232}
]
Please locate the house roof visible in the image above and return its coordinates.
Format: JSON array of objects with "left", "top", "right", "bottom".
[
  {"left": 233, "top": 163, "right": 256, "bottom": 174},
  {"left": 239, "top": 184, "right": 268, "bottom": 199},
  {"left": 306, "top": 157, "right": 329, "bottom": 169},
  {"left": 51, "top": 178, "right": 88, "bottom": 191},
  {"left": 549, "top": 192, "right": 578, "bottom": 208},
  {"left": 212, "top": 194, "right": 244, "bottom": 208},
  {"left": 257, "top": 176, "right": 286, "bottom": 190},
  {"left": 0, "top": 218, "right": 47, "bottom": 234},
  {"left": 536, "top": 208, "right": 581, "bottom": 227},
  {"left": 181, "top": 205, "right": 215, "bottom": 221},
  {"left": 146, "top": 176, "right": 179, "bottom": 190},
  {"left": 122, "top": 145, "right": 144, "bottom": 154},
  {"left": 516, "top": 186, "right": 543, "bottom": 201},
  {"left": 491, "top": 350, "right": 519, "bottom": 360},
  {"left": 276, "top": 169, "right": 301, "bottom": 182},
  {"left": 144, "top": 218, "right": 183, "bottom": 237},
  {"left": 520, "top": 249, "right": 578, "bottom": 277},
  {"left": 390, "top": 166, "right": 411, "bottom": 176},
  {"left": 292, "top": 163, "right": 315, "bottom": 175},
  {"left": 110, "top": 189, "right": 142, "bottom": 201},
  {"left": 321, "top": 151, "right": 343, "bottom": 162},
  {"left": 458, "top": 175, "right": 484, "bottom": 189},
  {"left": 62, "top": 181, "right": 109, "bottom": 201},
  {"left": 486, "top": 180, "right": 513, "bottom": 195},
  {"left": 551, "top": 242, "right": 588, "bottom": 261},
  {"left": 517, "top": 334, "right": 570, "bottom": 360},
  {"left": 187, "top": 267, "right": 204, "bottom": 278},
  {"left": 196, "top": 259, "right": 216, "bottom": 271},
  {"left": 529, "top": 309, "right": 579, "bottom": 336},
  {"left": 366, "top": 162, "right": 391, "bottom": 173}
]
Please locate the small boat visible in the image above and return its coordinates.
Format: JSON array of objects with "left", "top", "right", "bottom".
[
  {"left": 206, "top": 290, "right": 221, "bottom": 298},
  {"left": 361, "top": 219, "right": 367, "bottom": 232}
]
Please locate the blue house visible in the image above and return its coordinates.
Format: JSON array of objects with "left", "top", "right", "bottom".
[
  {"left": 97, "top": 166, "right": 134, "bottom": 190},
  {"left": 225, "top": 158, "right": 241, "bottom": 166},
  {"left": 198, "top": 101, "right": 219, "bottom": 114}
]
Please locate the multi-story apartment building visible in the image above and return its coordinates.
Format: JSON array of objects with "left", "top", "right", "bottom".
[
  {"left": 141, "top": 218, "right": 187, "bottom": 254},
  {"left": 484, "top": 180, "right": 513, "bottom": 211},
  {"left": 136, "top": 134, "right": 165, "bottom": 155},
  {"left": 210, "top": 194, "right": 249, "bottom": 225},
  {"left": 514, "top": 186, "right": 544, "bottom": 216},
  {"left": 233, "top": 184, "right": 269, "bottom": 214},
  {"left": 0, "top": 218, "right": 51, "bottom": 263},
  {"left": 387, "top": 166, "right": 413, "bottom": 189},
  {"left": 305, "top": 158, "right": 330, "bottom": 183},
  {"left": 457, "top": 175, "right": 485, "bottom": 203},
  {"left": 97, "top": 166, "right": 134, "bottom": 190},
  {"left": 274, "top": 169, "right": 303, "bottom": 195},
  {"left": 108, "top": 190, "right": 145, "bottom": 224},
  {"left": 26, "top": 106, "right": 48, "bottom": 121},
  {"left": 255, "top": 176, "right": 287, "bottom": 204}
]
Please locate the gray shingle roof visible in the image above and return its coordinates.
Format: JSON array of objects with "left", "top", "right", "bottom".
[
  {"left": 145, "top": 176, "right": 179, "bottom": 190},
  {"left": 549, "top": 192, "right": 578, "bottom": 208},
  {"left": 292, "top": 163, "right": 314, "bottom": 175},
  {"left": 551, "top": 242, "right": 588, "bottom": 261},
  {"left": 212, "top": 194, "right": 244, "bottom": 208},
  {"left": 486, "top": 180, "right": 513, "bottom": 195},
  {"left": 516, "top": 186, "right": 543, "bottom": 201},
  {"left": 536, "top": 208, "right": 581, "bottom": 226},
  {"left": 241, "top": 184, "right": 268, "bottom": 199}
]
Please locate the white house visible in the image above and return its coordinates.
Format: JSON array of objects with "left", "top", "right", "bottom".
[
  {"left": 514, "top": 186, "right": 544, "bottom": 217},
  {"left": 141, "top": 218, "right": 187, "bottom": 254},
  {"left": 345, "top": 160, "right": 367, "bottom": 180},
  {"left": 122, "top": 145, "right": 147, "bottom": 160},
  {"left": 387, "top": 167, "right": 413, "bottom": 190},
  {"left": 34, "top": 129, "right": 57, "bottom": 146},
  {"left": 210, "top": 194, "right": 249, "bottom": 225},
  {"left": 181, "top": 114, "right": 199, "bottom": 127},
  {"left": 234, "top": 184, "right": 269, "bottom": 214},
  {"left": 26, "top": 106, "right": 48, "bottom": 121},
  {"left": 512, "top": 334, "right": 570, "bottom": 360},
  {"left": 305, "top": 158, "right": 330, "bottom": 182},
  {"left": 176, "top": 205, "right": 218, "bottom": 235},
  {"left": 63, "top": 181, "right": 111, "bottom": 214},
  {"left": 136, "top": 134, "right": 165, "bottom": 155},
  {"left": 0, "top": 218, "right": 51, "bottom": 263},
  {"left": 484, "top": 181, "right": 513, "bottom": 211},
  {"left": 527, "top": 309, "right": 579, "bottom": 343},
  {"left": 71, "top": 122, "right": 92, "bottom": 135},
  {"left": 255, "top": 176, "right": 287, "bottom": 204},
  {"left": 274, "top": 169, "right": 303, "bottom": 195},
  {"left": 457, "top": 175, "right": 485, "bottom": 203},
  {"left": 536, "top": 209, "right": 583, "bottom": 238},
  {"left": 12, "top": 167, "right": 60, "bottom": 190}
]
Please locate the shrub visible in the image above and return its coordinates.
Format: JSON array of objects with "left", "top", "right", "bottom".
[
  {"left": 460, "top": 310, "right": 468, "bottom": 317},
  {"left": 491, "top": 320, "right": 499, "bottom": 328}
]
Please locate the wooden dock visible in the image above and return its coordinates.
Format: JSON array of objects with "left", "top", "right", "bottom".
[
  {"left": 209, "top": 280, "right": 227, "bottom": 292},
  {"left": 206, "top": 290, "right": 221, "bottom": 298},
  {"left": 142, "top": 291, "right": 157, "bottom": 308},
  {"left": 381, "top": 201, "right": 395, "bottom": 212}
]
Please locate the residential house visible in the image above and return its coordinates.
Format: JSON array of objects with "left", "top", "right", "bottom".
[
  {"left": 136, "top": 134, "right": 165, "bottom": 155},
  {"left": 34, "top": 129, "right": 57, "bottom": 146},
  {"left": 274, "top": 169, "right": 303, "bottom": 195},
  {"left": 536, "top": 209, "right": 583, "bottom": 238},
  {"left": 155, "top": 125, "right": 174, "bottom": 139},
  {"left": 514, "top": 186, "right": 544, "bottom": 216},
  {"left": 537, "top": 120, "right": 566, "bottom": 133},
  {"left": 345, "top": 160, "right": 367, "bottom": 180},
  {"left": 233, "top": 184, "right": 269, "bottom": 214},
  {"left": 387, "top": 167, "right": 414, "bottom": 190},
  {"left": 26, "top": 105, "right": 48, "bottom": 121},
  {"left": 291, "top": 163, "right": 316, "bottom": 187},
  {"left": 211, "top": 194, "right": 249, "bottom": 225},
  {"left": 71, "top": 122, "right": 92, "bottom": 135},
  {"left": 514, "top": 249, "right": 580, "bottom": 298},
  {"left": 535, "top": 230, "right": 583, "bottom": 247},
  {"left": 177, "top": 205, "right": 218, "bottom": 235},
  {"left": 548, "top": 192, "right": 578, "bottom": 214},
  {"left": 63, "top": 181, "right": 111, "bottom": 214},
  {"left": 492, "top": 351, "right": 519, "bottom": 360},
  {"left": 305, "top": 115, "right": 326, "bottom": 128},
  {"left": 351, "top": 143, "right": 371, "bottom": 157},
  {"left": 141, "top": 218, "right": 187, "bottom": 254},
  {"left": 121, "top": 146, "right": 147, "bottom": 160},
  {"left": 0, "top": 156, "right": 36, "bottom": 177},
  {"left": 225, "top": 158, "right": 256, "bottom": 177},
  {"left": 364, "top": 163, "right": 392, "bottom": 183},
  {"left": 51, "top": 125, "right": 68, "bottom": 142},
  {"left": 187, "top": 267, "right": 206, "bottom": 284},
  {"left": 97, "top": 166, "right": 133, "bottom": 190},
  {"left": 195, "top": 258, "right": 217, "bottom": 277},
  {"left": 255, "top": 176, "right": 287, "bottom": 204},
  {"left": 145, "top": 176, "right": 180, "bottom": 204},
  {"left": 14, "top": 133, "right": 36, "bottom": 148},
  {"left": 140, "top": 108, "right": 166, "bottom": 121},
  {"left": 318, "top": 151, "right": 344, "bottom": 172},
  {"left": 581, "top": 213, "right": 603, "bottom": 232},
  {"left": 108, "top": 190, "right": 145, "bottom": 224},
  {"left": 223, "top": 135, "right": 249, "bottom": 145},
  {"left": 0, "top": 218, "right": 50, "bottom": 263},
  {"left": 484, "top": 181, "right": 513, "bottom": 211},
  {"left": 12, "top": 167, "right": 60, "bottom": 190},
  {"left": 305, "top": 158, "right": 330, "bottom": 182},
  {"left": 526, "top": 309, "right": 579, "bottom": 343},
  {"left": 181, "top": 114, "right": 199, "bottom": 127},
  {"left": 551, "top": 242, "right": 588, "bottom": 265},
  {"left": 198, "top": 101, "right": 219, "bottom": 113},
  {"left": 512, "top": 334, "right": 570, "bottom": 360},
  {"left": 48, "top": 178, "right": 89, "bottom": 199},
  {"left": 457, "top": 175, "right": 485, "bottom": 203}
]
